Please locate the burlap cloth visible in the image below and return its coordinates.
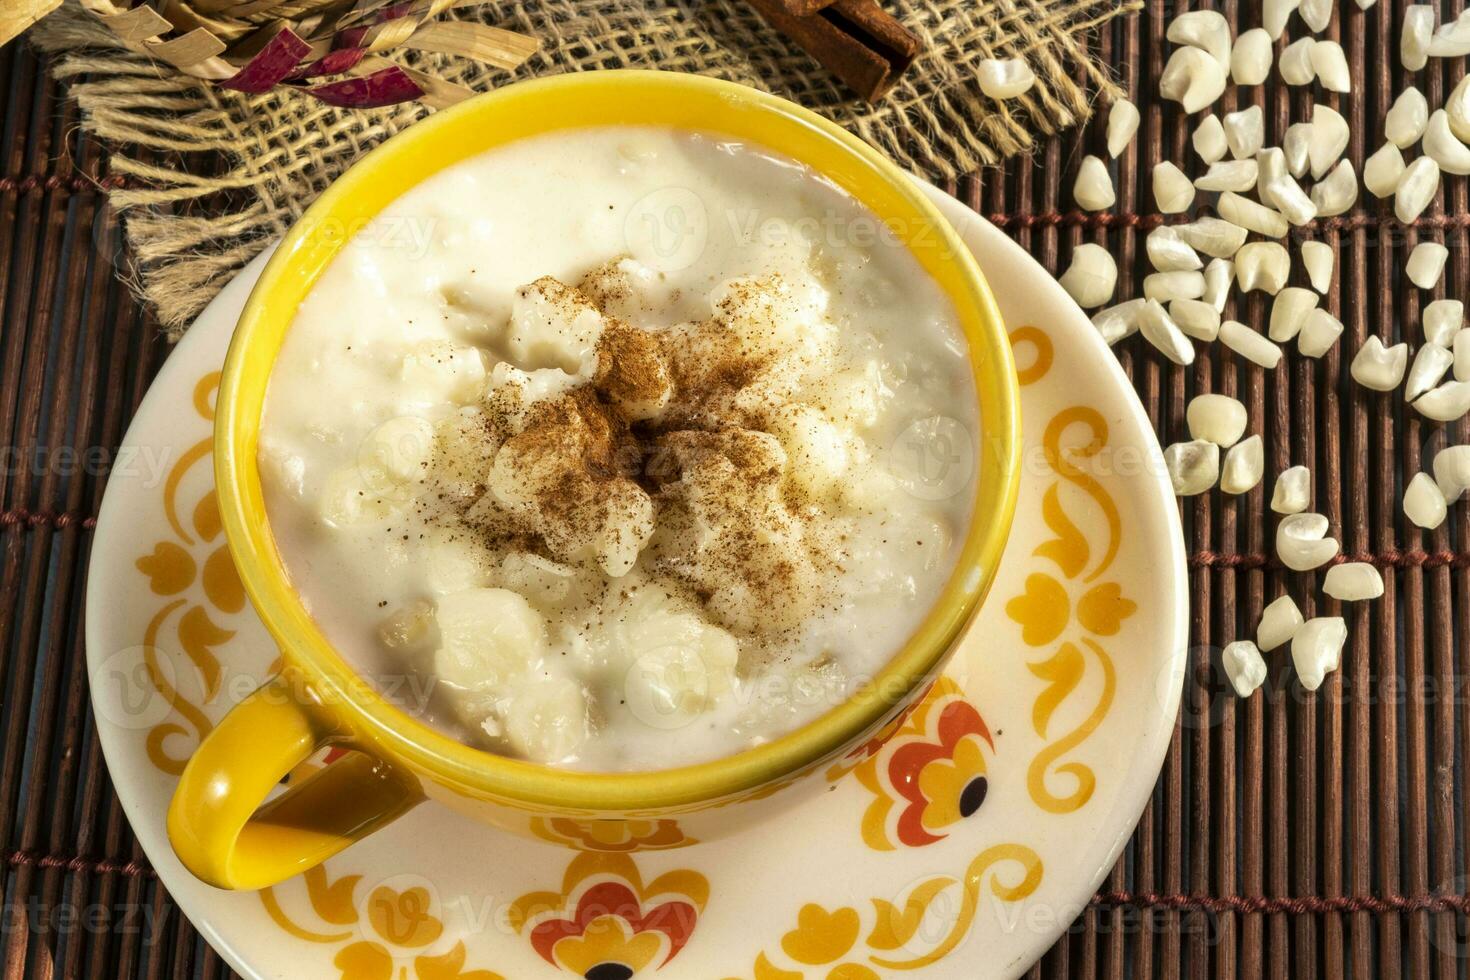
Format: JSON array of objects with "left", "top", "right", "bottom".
[{"left": 33, "top": 0, "right": 1137, "bottom": 334}]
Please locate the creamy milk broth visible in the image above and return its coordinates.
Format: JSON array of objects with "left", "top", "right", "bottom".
[{"left": 260, "top": 126, "right": 979, "bottom": 771}]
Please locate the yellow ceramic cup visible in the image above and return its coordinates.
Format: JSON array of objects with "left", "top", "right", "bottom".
[{"left": 167, "top": 70, "right": 1021, "bottom": 890}]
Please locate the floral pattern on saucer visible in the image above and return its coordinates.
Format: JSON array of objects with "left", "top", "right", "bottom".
[{"left": 86, "top": 189, "right": 1186, "bottom": 980}]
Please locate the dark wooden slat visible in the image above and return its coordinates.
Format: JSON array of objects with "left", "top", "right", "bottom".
[
  {"left": 3, "top": 5, "right": 1470, "bottom": 979},
  {"left": 1341, "top": 2, "right": 1374, "bottom": 978}
]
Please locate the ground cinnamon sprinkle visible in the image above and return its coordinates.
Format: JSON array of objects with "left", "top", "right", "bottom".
[
  {"left": 512, "top": 387, "right": 630, "bottom": 483},
  {"left": 438, "top": 270, "right": 841, "bottom": 641},
  {"left": 577, "top": 260, "right": 635, "bottom": 313},
  {"left": 659, "top": 321, "right": 768, "bottom": 427},
  {"left": 594, "top": 322, "right": 672, "bottom": 420}
]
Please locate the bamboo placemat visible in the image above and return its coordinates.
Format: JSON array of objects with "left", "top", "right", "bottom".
[{"left": 3, "top": 0, "right": 1470, "bottom": 974}]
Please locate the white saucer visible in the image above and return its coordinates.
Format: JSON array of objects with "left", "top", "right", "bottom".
[{"left": 85, "top": 184, "right": 1187, "bottom": 980}]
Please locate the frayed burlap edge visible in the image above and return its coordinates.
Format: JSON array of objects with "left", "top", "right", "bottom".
[{"left": 32, "top": 0, "right": 1138, "bottom": 335}]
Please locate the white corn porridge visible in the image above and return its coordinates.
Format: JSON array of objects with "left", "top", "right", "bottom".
[{"left": 259, "top": 126, "right": 980, "bottom": 772}]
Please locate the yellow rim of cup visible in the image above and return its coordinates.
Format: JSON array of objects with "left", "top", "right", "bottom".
[{"left": 216, "top": 70, "right": 1021, "bottom": 811}]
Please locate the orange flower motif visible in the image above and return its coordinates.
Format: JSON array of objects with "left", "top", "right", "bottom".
[
  {"left": 136, "top": 541, "right": 196, "bottom": 595},
  {"left": 135, "top": 373, "right": 242, "bottom": 777},
  {"left": 824, "top": 686, "right": 934, "bottom": 784},
  {"left": 202, "top": 544, "right": 245, "bottom": 612},
  {"left": 333, "top": 938, "right": 503, "bottom": 980},
  {"left": 1004, "top": 573, "right": 1070, "bottom": 647},
  {"left": 847, "top": 679, "right": 995, "bottom": 851},
  {"left": 511, "top": 853, "right": 708, "bottom": 979},
  {"left": 732, "top": 845, "right": 1045, "bottom": 980},
  {"left": 781, "top": 905, "right": 860, "bottom": 965},
  {"left": 261, "top": 866, "right": 503, "bottom": 980},
  {"left": 325, "top": 882, "right": 449, "bottom": 980},
  {"left": 1007, "top": 406, "right": 1130, "bottom": 816},
  {"left": 1006, "top": 431, "right": 1135, "bottom": 653},
  {"left": 333, "top": 939, "right": 395, "bottom": 979},
  {"left": 737, "top": 904, "right": 880, "bottom": 980},
  {"left": 531, "top": 817, "right": 692, "bottom": 852},
  {"left": 881, "top": 699, "right": 992, "bottom": 847},
  {"left": 547, "top": 915, "right": 666, "bottom": 979},
  {"left": 1008, "top": 572, "right": 1136, "bottom": 648},
  {"left": 414, "top": 942, "right": 505, "bottom": 980},
  {"left": 367, "top": 884, "right": 443, "bottom": 949},
  {"left": 914, "top": 737, "right": 988, "bottom": 833},
  {"left": 1075, "top": 580, "right": 1136, "bottom": 636}
]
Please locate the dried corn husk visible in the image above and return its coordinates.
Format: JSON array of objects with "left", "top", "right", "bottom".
[{"left": 64, "top": 0, "right": 539, "bottom": 109}]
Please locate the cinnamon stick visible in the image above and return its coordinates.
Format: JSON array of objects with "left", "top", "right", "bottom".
[
  {"left": 744, "top": 0, "right": 923, "bottom": 102},
  {"left": 767, "top": 0, "right": 840, "bottom": 14}
]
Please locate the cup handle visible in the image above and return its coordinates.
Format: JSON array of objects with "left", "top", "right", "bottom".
[{"left": 166, "top": 669, "right": 423, "bottom": 890}]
